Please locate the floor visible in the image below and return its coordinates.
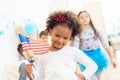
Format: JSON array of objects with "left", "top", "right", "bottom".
[{"left": 101, "top": 50, "right": 120, "bottom": 80}]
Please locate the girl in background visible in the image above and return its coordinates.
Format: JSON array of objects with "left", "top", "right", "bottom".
[{"left": 72, "top": 11, "right": 116, "bottom": 80}]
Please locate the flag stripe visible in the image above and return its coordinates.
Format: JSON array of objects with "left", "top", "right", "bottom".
[{"left": 22, "top": 39, "right": 49, "bottom": 55}]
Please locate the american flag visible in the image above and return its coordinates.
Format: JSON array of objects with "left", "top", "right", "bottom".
[{"left": 18, "top": 34, "right": 49, "bottom": 55}]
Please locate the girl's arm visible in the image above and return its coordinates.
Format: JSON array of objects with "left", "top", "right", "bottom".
[
  {"left": 73, "top": 48, "right": 98, "bottom": 80},
  {"left": 75, "top": 72, "right": 86, "bottom": 80},
  {"left": 105, "top": 48, "right": 116, "bottom": 68},
  {"left": 96, "top": 28, "right": 116, "bottom": 68}
]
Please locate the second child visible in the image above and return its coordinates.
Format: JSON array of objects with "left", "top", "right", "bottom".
[{"left": 17, "top": 44, "right": 38, "bottom": 80}]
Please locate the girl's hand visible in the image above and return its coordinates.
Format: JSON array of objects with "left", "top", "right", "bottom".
[
  {"left": 111, "top": 58, "right": 117, "bottom": 68},
  {"left": 75, "top": 71, "right": 86, "bottom": 80},
  {"left": 24, "top": 64, "right": 34, "bottom": 80}
]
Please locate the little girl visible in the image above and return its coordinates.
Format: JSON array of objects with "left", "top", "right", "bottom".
[
  {"left": 23, "top": 10, "right": 98, "bottom": 80},
  {"left": 72, "top": 11, "right": 116, "bottom": 80}
]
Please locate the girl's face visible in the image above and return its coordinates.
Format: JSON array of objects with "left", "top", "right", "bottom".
[
  {"left": 78, "top": 12, "right": 90, "bottom": 26},
  {"left": 49, "top": 25, "right": 72, "bottom": 51}
]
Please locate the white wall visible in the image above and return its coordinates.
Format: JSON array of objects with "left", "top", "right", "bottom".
[
  {"left": 0, "top": 27, "right": 19, "bottom": 65},
  {"left": 101, "top": 0, "right": 120, "bottom": 34}
]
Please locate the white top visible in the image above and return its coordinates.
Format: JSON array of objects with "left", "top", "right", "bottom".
[
  {"left": 73, "top": 27, "right": 109, "bottom": 51},
  {"left": 40, "top": 46, "right": 98, "bottom": 80}
]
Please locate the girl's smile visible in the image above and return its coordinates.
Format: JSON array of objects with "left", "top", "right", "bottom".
[{"left": 49, "top": 25, "right": 72, "bottom": 51}]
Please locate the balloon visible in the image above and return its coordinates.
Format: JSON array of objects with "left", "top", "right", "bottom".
[
  {"left": 0, "top": 31, "right": 4, "bottom": 35},
  {"left": 25, "top": 22, "right": 37, "bottom": 35}
]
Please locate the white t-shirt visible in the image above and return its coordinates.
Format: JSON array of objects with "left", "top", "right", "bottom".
[{"left": 40, "top": 46, "right": 98, "bottom": 80}]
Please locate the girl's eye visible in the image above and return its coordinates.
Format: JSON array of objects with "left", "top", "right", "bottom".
[
  {"left": 64, "top": 37, "right": 68, "bottom": 40},
  {"left": 55, "top": 34, "right": 60, "bottom": 37}
]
